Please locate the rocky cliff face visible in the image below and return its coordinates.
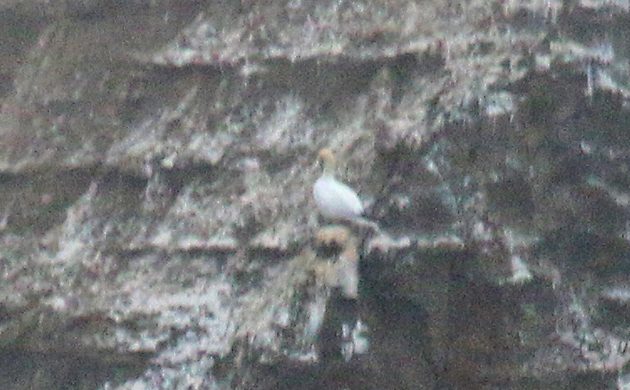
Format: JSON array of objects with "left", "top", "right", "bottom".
[{"left": 1, "top": 1, "right": 630, "bottom": 389}]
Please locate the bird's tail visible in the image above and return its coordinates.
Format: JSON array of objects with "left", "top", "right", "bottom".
[{"left": 352, "top": 217, "right": 380, "bottom": 233}]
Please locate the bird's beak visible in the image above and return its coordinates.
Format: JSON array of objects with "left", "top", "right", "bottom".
[{"left": 314, "top": 155, "right": 322, "bottom": 169}]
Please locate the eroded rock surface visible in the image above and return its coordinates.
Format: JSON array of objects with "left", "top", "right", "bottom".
[{"left": 2, "top": 1, "right": 630, "bottom": 389}]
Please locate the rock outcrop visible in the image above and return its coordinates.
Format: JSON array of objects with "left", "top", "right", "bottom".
[{"left": 1, "top": 1, "right": 630, "bottom": 388}]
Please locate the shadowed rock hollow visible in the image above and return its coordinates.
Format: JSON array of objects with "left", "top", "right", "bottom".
[{"left": 2, "top": 1, "right": 630, "bottom": 389}]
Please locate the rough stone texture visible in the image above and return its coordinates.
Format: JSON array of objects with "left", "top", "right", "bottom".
[{"left": 2, "top": 0, "right": 630, "bottom": 389}]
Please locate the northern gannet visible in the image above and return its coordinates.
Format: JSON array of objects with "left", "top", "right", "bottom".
[
  {"left": 313, "top": 148, "right": 365, "bottom": 222},
  {"left": 313, "top": 148, "right": 380, "bottom": 236}
]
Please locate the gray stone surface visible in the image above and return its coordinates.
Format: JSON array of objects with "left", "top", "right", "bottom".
[{"left": 1, "top": 0, "right": 630, "bottom": 389}]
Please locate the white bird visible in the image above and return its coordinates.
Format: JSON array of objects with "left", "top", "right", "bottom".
[
  {"left": 313, "top": 148, "right": 368, "bottom": 224},
  {"left": 313, "top": 148, "right": 363, "bottom": 221}
]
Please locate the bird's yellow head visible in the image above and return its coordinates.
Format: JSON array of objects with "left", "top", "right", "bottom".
[
  {"left": 318, "top": 148, "right": 336, "bottom": 175},
  {"left": 318, "top": 148, "right": 335, "bottom": 164}
]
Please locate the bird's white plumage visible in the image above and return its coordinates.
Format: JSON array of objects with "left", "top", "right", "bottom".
[{"left": 313, "top": 174, "right": 364, "bottom": 220}]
